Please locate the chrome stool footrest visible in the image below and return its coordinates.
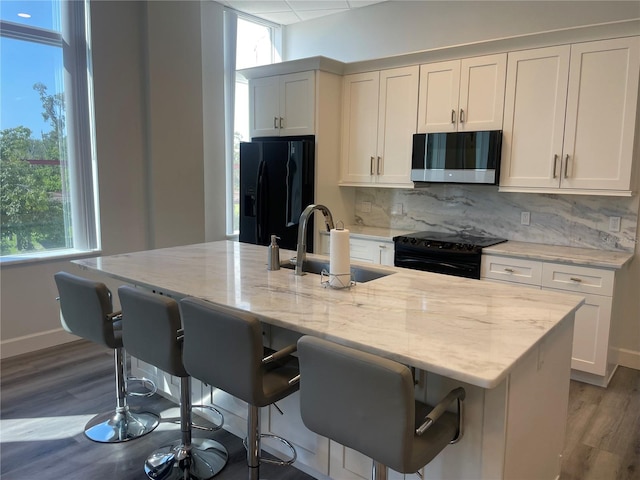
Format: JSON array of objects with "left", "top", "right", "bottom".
[
  {"left": 191, "top": 404, "right": 224, "bottom": 432},
  {"left": 243, "top": 433, "right": 297, "bottom": 466},
  {"left": 127, "top": 376, "right": 157, "bottom": 397}
]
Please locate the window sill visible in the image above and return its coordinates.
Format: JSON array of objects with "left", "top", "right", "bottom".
[{"left": 0, "top": 249, "right": 102, "bottom": 267}]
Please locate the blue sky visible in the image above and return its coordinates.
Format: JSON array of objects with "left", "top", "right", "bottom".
[{"left": 1, "top": 0, "right": 62, "bottom": 135}]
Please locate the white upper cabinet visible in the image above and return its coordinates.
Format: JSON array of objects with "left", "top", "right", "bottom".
[
  {"left": 417, "top": 54, "right": 506, "bottom": 133},
  {"left": 500, "top": 45, "right": 571, "bottom": 189},
  {"left": 500, "top": 37, "right": 640, "bottom": 195},
  {"left": 340, "top": 66, "right": 418, "bottom": 187},
  {"left": 249, "top": 71, "right": 315, "bottom": 137}
]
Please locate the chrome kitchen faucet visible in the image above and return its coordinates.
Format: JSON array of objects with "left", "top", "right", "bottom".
[{"left": 294, "top": 204, "right": 335, "bottom": 276}]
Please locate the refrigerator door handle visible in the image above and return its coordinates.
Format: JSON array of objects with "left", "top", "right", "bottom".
[
  {"left": 285, "top": 151, "right": 294, "bottom": 227},
  {"left": 256, "top": 160, "right": 267, "bottom": 244}
]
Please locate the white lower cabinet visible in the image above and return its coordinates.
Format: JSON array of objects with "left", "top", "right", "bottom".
[
  {"left": 329, "top": 442, "right": 408, "bottom": 479},
  {"left": 264, "top": 391, "right": 330, "bottom": 476},
  {"left": 481, "top": 254, "right": 619, "bottom": 386},
  {"left": 319, "top": 233, "right": 394, "bottom": 266}
]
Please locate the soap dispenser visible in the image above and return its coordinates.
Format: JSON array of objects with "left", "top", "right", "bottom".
[{"left": 267, "top": 235, "right": 280, "bottom": 271}]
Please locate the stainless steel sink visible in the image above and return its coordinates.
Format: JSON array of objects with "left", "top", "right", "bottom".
[{"left": 280, "top": 259, "right": 393, "bottom": 283}]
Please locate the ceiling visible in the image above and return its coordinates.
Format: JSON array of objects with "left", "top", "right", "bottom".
[{"left": 215, "top": 0, "right": 387, "bottom": 25}]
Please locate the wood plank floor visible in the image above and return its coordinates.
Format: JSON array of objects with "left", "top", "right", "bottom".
[
  {"left": 1, "top": 340, "right": 639, "bottom": 479},
  {"left": 0, "top": 341, "right": 313, "bottom": 480}
]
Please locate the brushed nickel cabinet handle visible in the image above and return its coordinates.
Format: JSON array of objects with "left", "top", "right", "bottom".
[
  {"left": 451, "top": 109, "right": 456, "bottom": 124},
  {"left": 280, "top": 117, "right": 284, "bottom": 129},
  {"left": 274, "top": 116, "right": 278, "bottom": 129},
  {"left": 459, "top": 109, "right": 465, "bottom": 123},
  {"left": 377, "top": 156, "right": 383, "bottom": 175},
  {"left": 570, "top": 277, "right": 582, "bottom": 283},
  {"left": 504, "top": 268, "right": 514, "bottom": 273},
  {"left": 370, "top": 156, "right": 375, "bottom": 175},
  {"left": 553, "top": 154, "right": 558, "bottom": 179},
  {"left": 564, "top": 154, "right": 570, "bottom": 178}
]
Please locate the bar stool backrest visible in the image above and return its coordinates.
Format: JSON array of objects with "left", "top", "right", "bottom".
[
  {"left": 298, "top": 335, "right": 416, "bottom": 471},
  {"left": 54, "top": 271, "right": 119, "bottom": 349},
  {"left": 298, "top": 336, "right": 460, "bottom": 474},
  {"left": 118, "top": 286, "right": 188, "bottom": 378},
  {"left": 179, "top": 297, "right": 269, "bottom": 406}
]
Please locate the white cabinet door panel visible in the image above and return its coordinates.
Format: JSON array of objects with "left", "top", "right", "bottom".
[
  {"left": 340, "top": 72, "right": 380, "bottom": 184},
  {"left": 376, "top": 66, "right": 418, "bottom": 185},
  {"left": 500, "top": 46, "right": 570, "bottom": 188},
  {"left": 264, "top": 391, "right": 330, "bottom": 475},
  {"left": 541, "top": 262, "right": 615, "bottom": 296},
  {"left": 330, "top": 441, "right": 405, "bottom": 480},
  {"left": 417, "top": 60, "right": 460, "bottom": 133},
  {"left": 561, "top": 37, "right": 639, "bottom": 191},
  {"left": 459, "top": 54, "right": 506, "bottom": 131},
  {"left": 250, "top": 76, "right": 280, "bottom": 137},
  {"left": 481, "top": 255, "right": 543, "bottom": 286},
  {"left": 568, "top": 294, "right": 613, "bottom": 376},
  {"left": 280, "top": 71, "right": 315, "bottom": 136},
  {"left": 249, "top": 71, "right": 315, "bottom": 138}
]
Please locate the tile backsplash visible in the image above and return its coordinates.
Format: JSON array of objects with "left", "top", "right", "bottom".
[{"left": 354, "top": 185, "right": 639, "bottom": 252}]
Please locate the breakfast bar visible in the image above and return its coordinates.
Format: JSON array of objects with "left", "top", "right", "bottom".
[{"left": 74, "top": 240, "right": 584, "bottom": 480}]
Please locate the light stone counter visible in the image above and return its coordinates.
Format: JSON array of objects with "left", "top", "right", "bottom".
[
  {"left": 74, "top": 240, "right": 582, "bottom": 389},
  {"left": 483, "top": 240, "right": 634, "bottom": 269}
]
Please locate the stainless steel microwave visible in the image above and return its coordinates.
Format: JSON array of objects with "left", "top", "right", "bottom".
[{"left": 411, "top": 131, "right": 502, "bottom": 184}]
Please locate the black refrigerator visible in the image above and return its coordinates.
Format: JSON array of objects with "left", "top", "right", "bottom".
[{"left": 239, "top": 135, "right": 315, "bottom": 252}]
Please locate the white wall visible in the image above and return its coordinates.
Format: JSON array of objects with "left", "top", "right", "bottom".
[
  {"left": 0, "top": 0, "right": 227, "bottom": 358},
  {"left": 284, "top": 1, "right": 640, "bottom": 62},
  {"left": 283, "top": 0, "right": 640, "bottom": 369}
]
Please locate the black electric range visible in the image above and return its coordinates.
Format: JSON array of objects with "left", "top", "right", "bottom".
[{"left": 392, "top": 231, "right": 507, "bottom": 279}]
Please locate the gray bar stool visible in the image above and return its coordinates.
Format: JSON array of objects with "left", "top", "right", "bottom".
[
  {"left": 54, "top": 271, "right": 159, "bottom": 443},
  {"left": 179, "top": 297, "right": 300, "bottom": 480},
  {"left": 296, "top": 336, "right": 466, "bottom": 480},
  {"left": 118, "top": 286, "right": 229, "bottom": 480}
]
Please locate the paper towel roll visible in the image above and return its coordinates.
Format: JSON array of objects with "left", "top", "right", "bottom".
[{"left": 330, "top": 228, "right": 350, "bottom": 288}]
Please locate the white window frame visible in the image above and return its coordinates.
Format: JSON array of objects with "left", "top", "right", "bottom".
[
  {"left": 223, "top": 8, "right": 281, "bottom": 237},
  {"left": 0, "top": 0, "right": 99, "bottom": 264}
]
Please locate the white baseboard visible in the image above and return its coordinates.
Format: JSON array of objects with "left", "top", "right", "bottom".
[
  {"left": 613, "top": 347, "right": 640, "bottom": 371},
  {"left": 1, "top": 328, "right": 78, "bottom": 359}
]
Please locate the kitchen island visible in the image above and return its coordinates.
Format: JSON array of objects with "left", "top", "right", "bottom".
[{"left": 74, "top": 240, "right": 583, "bottom": 480}]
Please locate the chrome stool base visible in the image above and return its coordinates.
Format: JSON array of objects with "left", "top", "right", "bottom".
[
  {"left": 144, "top": 438, "right": 229, "bottom": 480},
  {"left": 84, "top": 409, "right": 159, "bottom": 443}
]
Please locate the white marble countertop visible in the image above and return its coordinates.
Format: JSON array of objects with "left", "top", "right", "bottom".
[
  {"left": 483, "top": 241, "right": 634, "bottom": 269},
  {"left": 73, "top": 241, "right": 583, "bottom": 389}
]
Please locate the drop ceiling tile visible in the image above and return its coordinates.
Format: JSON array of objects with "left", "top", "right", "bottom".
[
  {"left": 347, "top": 0, "right": 385, "bottom": 6},
  {"left": 257, "top": 11, "right": 302, "bottom": 24},
  {"left": 226, "top": 1, "right": 291, "bottom": 14},
  {"left": 286, "top": 1, "right": 349, "bottom": 11},
  {"left": 296, "top": 8, "right": 349, "bottom": 21}
]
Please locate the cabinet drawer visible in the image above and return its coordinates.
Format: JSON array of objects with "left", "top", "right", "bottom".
[
  {"left": 541, "top": 263, "right": 614, "bottom": 296},
  {"left": 349, "top": 238, "right": 376, "bottom": 263},
  {"left": 481, "top": 255, "right": 542, "bottom": 286}
]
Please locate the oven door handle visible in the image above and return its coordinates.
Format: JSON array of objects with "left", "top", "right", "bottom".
[{"left": 397, "top": 257, "right": 475, "bottom": 271}]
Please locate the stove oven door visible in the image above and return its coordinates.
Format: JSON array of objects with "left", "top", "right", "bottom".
[{"left": 393, "top": 242, "right": 482, "bottom": 279}]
